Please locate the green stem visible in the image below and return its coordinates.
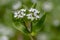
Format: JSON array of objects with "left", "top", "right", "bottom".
[
  {"left": 30, "top": 36, "right": 36, "bottom": 40},
  {"left": 24, "top": 21, "right": 36, "bottom": 40},
  {"left": 29, "top": 34, "right": 36, "bottom": 40}
]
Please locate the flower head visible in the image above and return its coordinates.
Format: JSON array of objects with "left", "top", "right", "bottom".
[{"left": 28, "top": 8, "right": 40, "bottom": 20}]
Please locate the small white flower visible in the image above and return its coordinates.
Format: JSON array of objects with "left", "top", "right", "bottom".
[
  {"left": 29, "top": 8, "right": 40, "bottom": 13},
  {"left": 18, "top": 9, "right": 26, "bottom": 18},
  {"left": 31, "top": 17, "right": 34, "bottom": 21},
  {"left": 35, "top": 15, "right": 40, "bottom": 18},
  {"left": 18, "top": 15, "right": 24, "bottom": 18},
  {"left": 26, "top": 14, "right": 32, "bottom": 19},
  {"left": 14, "top": 12, "right": 18, "bottom": 18},
  {"left": 19, "top": 12, "right": 26, "bottom": 16},
  {"left": 29, "top": 8, "right": 37, "bottom": 12},
  {"left": 20, "top": 9, "right": 26, "bottom": 12},
  {"left": 26, "top": 14, "right": 34, "bottom": 21},
  {"left": 29, "top": 8, "right": 40, "bottom": 20},
  {"left": 29, "top": 8, "right": 37, "bottom": 13},
  {"left": 34, "top": 10, "right": 40, "bottom": 13},
  {"left": 35, "top": 16, "right": 40, "bottom": 20},
  {"left": 14, "top": 9, "right": 26, "bottom": 18},
  {"left": 34, "top": 13, "right": 39, "bottom": 16},
  {"left": 18, "top": 9, "right": 26, "bottom": 13},
  {"left": 29, "top": 8, "right": 34, "bottom": 12}
]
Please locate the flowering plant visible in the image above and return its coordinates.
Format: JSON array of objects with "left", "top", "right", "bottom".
[{"left": 12, "top": 3, "right": 46, "bottom": 40}]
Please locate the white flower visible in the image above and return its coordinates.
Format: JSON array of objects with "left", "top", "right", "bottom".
[
  {"left": 29, "top": 8, "right": 35, "bottom": 12},
  {"left": 20, "top": 9, "right": 26, "bottom": 12},
  {"left": 18, "top": 10, "right": 26, "bottom": 16},
  {"left": 34, "top": 12, "right": 39, "bottom": 16},
  {"left": 26, "top": 14, "right": 34, "bottom": 21},
  {"left": 14, "top": 12, "right": 18, "bottom": 18},
  {"left": 35, "top": 15, "right": 40, "bottom": 20},
  {"left": 17, "top": 15, "right": 24, "bottom": 18},
  {"left": 29, "top": 8, "right": 40, "bottom": 20},
  {"left": 29, "top": 8, "right": 40, "bottom": 13},
  {"left": 34, "top": 10, "right": 40, "bottom": 13},
  {"left": 29, "top": 8, "right": 38, "bottom": 13},
  {"left": 14, "top": 9, "right": 26, "bottom": 18},
  {"left": 31, "top": 17, "right": 34, "bottom": 21},
  {"left": 18, "top": 9, "right": 26, "bottom": 18}
]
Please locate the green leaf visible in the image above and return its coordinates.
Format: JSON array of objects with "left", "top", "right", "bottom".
[
  {"left": 12, "top": 22, "right": 29, "bottom": 35},
  {"left": 31, "top": 3, "right": 36, "bottom": 8},
  {"left": 12, "top": 16, "right": 30, "bottom": 35},
  {"left": 31, "top": 13, "right": 46, "bottom": 36}
]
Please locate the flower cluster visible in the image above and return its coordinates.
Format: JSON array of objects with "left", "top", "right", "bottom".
[
  {"left": 14, "top": 8, "right": 40, "bottom": 21},
  {"left": 14, "top": 9, "right": 26, "bottom": 18}
]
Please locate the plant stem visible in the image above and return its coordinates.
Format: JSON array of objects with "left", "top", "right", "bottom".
[
  {"left": 24, "top": 21, "right": 36, "bottom": 40},
  {"left": 31, "top": 36, "right": 36, "bottom": 40},
  {"left": 30, "top": 35, "right": 36, "bottom": 40}
]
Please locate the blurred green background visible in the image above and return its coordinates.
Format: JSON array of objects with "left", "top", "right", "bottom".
[{"left": 0, "top": 0, "right": 60, "bottom": 40}]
